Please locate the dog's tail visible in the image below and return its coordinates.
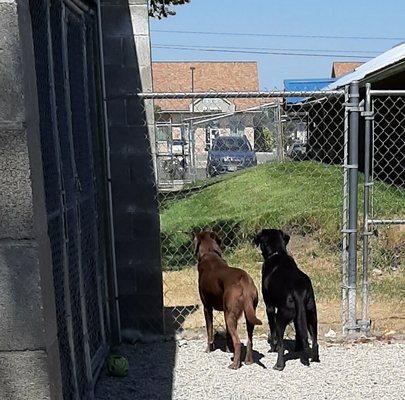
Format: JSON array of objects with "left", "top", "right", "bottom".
[{"left": 243, "top": 292, "right": 262, "bottom": 326}]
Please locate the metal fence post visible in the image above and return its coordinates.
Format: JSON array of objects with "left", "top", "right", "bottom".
[
  {"left": 275, "top": 98, "right": 283, "bottom": 161},
  {"left": 346, "top": 80, "right": 360, "bottom": 334},
  {"left": 360, "top": 83, "right": 372, "bottom": 333},
  {"left": 341, "top": 85, "right": 349, "bottom": 333}
]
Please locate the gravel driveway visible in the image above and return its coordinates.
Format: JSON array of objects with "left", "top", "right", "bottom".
[{"left": 95, "top": 338, "right": 405, "bottom": 400}]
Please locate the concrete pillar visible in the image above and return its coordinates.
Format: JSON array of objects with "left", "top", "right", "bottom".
[
  {"left": 100, "top": 0, "right": 164, "bottom": 340},
  {"left": 0, "top": 1, "right": 62, "bottom": 398}
]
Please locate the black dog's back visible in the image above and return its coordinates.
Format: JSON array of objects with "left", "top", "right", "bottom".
[{"left": 262, "top": 253, "right": 315, "bottom": 313}]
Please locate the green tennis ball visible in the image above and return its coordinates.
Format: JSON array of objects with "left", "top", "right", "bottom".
[{"left": 106, "top": 355, "right": 129, "bottom": 377}]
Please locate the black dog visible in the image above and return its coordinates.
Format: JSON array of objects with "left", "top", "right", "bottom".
[{"left": 254, "top": 229, "right": 320, "bottom": 371}]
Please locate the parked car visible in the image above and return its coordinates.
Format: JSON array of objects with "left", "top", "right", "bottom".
[
  {"left": 206, "top": 136, "right": 257, "bottom": 177},
  {"left": 287, "top": 142, "right": 308, "bottom": 161}
]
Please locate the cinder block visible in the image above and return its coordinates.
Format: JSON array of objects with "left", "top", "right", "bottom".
[
  {"left": 119, "top": 293, "right": 164, "bottom": 337},
  {"left": 102, "top": 36, "right": 123, "bottom": 66},
  {"left": 108, "top": 127, "right": 145, "bottom": 154},
  {"left": 101, "top": 5, "right": 134, "bottom": 36},
  {"left": 129, "top": 4, "right": 149, "bottom": 36},
  {"left": 0, "top": 128, "right": 34, "bottom": 239},
  {"left": 104, "top": 65, "right": 141, "bottom": 96},
  {"left": 106, "top": 99, "right": 126, "bottom": 127},
  {"left": 134, "top": 35, "right": 151, "bottom": 68},
  {"left": 122, "top": 36, "right": 138, "bottom": 68},
  {"left": 0, "top": 3, "right": 24, "bottom": 123},
  {"left": 114, "top": 238, "right": 161, "bottom": 270},
  {"left": 0, "top": 243, "right": 45, "bottom": 350},
  {"left": 126, "top": 97, "right": 147, "bottom": 125}
]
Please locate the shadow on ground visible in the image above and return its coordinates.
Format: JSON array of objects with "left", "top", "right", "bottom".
[
  {"left": 211, "top": 331, "right": 266, "bottom": 369},
  {"left": 95, "top": 306, "right": 199, "bottom": 400}
]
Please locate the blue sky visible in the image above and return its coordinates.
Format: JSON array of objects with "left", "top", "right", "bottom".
[{"left": 150, "top": 0, "right": 405, "bottom": 89}]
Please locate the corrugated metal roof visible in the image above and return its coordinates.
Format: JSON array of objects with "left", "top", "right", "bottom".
[
  {"left": 284, "top": 78, "right": 336, "bottom": 103},
  {"left": 326, "top": 43, "right": 405, "bottom": 89}
]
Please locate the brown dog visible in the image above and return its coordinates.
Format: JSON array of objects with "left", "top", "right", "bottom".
[{"left": 194, "top": 231, "right": 262, "bottom": 369}]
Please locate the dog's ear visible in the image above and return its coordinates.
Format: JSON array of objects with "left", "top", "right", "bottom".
[
  {"left": 253, "top": 231, "right": 262, "bottom": 247},
  {"left": 193, "top": 235, "right": 200, "bottom": 256},
  {"left": 210, "top": 231, "right": 221, "bottom": 247},
  {"left": 281, "top": 230, "right": 290, "bottom": 246}
]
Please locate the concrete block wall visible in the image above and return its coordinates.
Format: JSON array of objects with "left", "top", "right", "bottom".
[
  {"left": 0, "top": 1, "right": 53, "bottom": 399},
  {"left": 100, "top": 0, "right": 164, "bottom": 340}
]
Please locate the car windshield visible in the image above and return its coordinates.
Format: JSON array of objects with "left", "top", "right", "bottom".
[{"left": 212, "top": 137, "right": 250, "bottom": 151}]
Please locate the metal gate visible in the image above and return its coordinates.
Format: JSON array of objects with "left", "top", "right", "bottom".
[
  {"left": 359, "top": 85, "right": 405, "bottom": 333},
  {"left": 29, "top": 1, "right": 111, "bottom": 398}
]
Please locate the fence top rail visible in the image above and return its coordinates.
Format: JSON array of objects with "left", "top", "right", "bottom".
[
  {"left": 370, "top": 90, "right": 405, "bottom": 96},
  {"left": 138, "top": 90, "right": 345, "bottom": 99}
]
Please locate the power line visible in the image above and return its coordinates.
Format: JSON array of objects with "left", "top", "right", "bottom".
[
  {"left": 151, "top": 29, "right": 404, "bottom": 41},
  {"left": 152, "top": 45, "right": 374, "bottom": 59},
  {"left": 154, "top": 42, "right": 381, "bottom": 55}
]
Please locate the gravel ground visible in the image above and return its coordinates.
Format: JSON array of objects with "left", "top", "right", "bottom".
[{"left": 95, "top": 339, "right": 405, "bottom": 400}]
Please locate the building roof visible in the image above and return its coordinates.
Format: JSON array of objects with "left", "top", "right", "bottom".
[
  {"left": 152, "top": 61, "right": 264, "bottom": 111},
  {"left": 327, "top": 43, "right": 405, "bottom": 90},
  {"left": 284, "top": 78, "right": 336, "bottom": 103},
  {"left": 331, "top": 62, "right": 364, "bottom": 78}
]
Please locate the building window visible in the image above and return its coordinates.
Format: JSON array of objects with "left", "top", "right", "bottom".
[
  {"left": 230, "top": 117, "right": 245, "bottom": 136},
  {"left": 156, "top": 125, "right": 171, "bottom": 141},
  {"left": 205, "top": 123, "right": 220, "bottom": 150}
]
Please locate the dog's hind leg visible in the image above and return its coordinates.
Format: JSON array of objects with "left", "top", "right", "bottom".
[
  {"left": 266, "top": 305, "right": 277, "bottom": 352},
  {"left": 225, "top": 329, "right": 234, "bottom": 353},
  {"left": 295, "top": 296, "right": 310, "bottom": 367},
  {"left": 293, "top": 318, "right": 303, "bottom": 352},
  {"left": 307, "top": 307, "right": 320, "bottom": 362},
  {"left": 204, "top": 306, "right": 214, "bottom": 352},
  {"left": 225, "top": 311, "right": 241, "bottom": 369},
  {"left": 273, "top": 310, "right": 290, "bottom": 371},
  {"left": 245, "top": 320, "right": 254, "bottom": 365}
]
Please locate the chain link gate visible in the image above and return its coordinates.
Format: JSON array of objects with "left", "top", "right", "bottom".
[
  {"left": 29, "top": 0, "right": 112, "bottom": 398},
  {"left": 140, "top": 89, "right": 350, "bottom": 338},
  {"left": 359, "top": 85, "right": 405, "bottom": 334}
]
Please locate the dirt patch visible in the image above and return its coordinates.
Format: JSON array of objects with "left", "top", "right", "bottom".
[{"left": 162, "top": 234, "right": 405, "bottom": 336}]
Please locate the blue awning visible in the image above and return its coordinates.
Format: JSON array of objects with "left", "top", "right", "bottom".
[{"left": 284, "top": 78, "right": 336, "bottom": 103}]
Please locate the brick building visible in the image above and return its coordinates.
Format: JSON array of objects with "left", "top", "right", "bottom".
[
  {"left": 331, "top": 61, "right": 364, "bottom": 78},
  {"left": 151, "top": 62, "right": 266, "bottom": 156}
]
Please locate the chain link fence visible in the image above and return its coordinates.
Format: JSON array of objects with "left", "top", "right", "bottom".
[
  {"left": 141, "top": 85, "right": 405, "bottom": 338},
  {"left": 141, "top": 89, "right": 349, "bottom": 338}
]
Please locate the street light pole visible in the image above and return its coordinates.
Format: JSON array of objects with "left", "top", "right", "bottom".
[{"left": 190, "top": 67, "right": 196, "bottom": 182}]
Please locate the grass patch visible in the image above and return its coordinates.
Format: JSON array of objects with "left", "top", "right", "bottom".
[{"left": 160, "top": 161, "right": 404, "bottom": 270}]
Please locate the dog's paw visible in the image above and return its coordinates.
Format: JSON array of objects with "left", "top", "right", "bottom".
[
  {"left": 228, "top": 362, "right": 240, "bottom": 370},
  {"left": 245, "top": 357, "right": 254, "bottom": 365},
  {"left": 300, "top": 357, "right": 310, "bottom": 367},
  {"left": 205, "top": 343, "right": 214, "bottom": 353},
  {"left": 311, "top": 356, "right": 320, "bottom": 363},
  {"left": 273, "top": 363, "right": 285, "bottom": 371},
  {"left": 269, "top": 344, "right": 278, "bottom": 353}
]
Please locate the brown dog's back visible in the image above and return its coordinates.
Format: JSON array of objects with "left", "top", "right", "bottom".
[{"left": 198, "top": 252, "right": 261, "bottom": 325}]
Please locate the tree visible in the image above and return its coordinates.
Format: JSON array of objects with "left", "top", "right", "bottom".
[{"left": 149, "top": 0, "right": 190, "bottom": 19}]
